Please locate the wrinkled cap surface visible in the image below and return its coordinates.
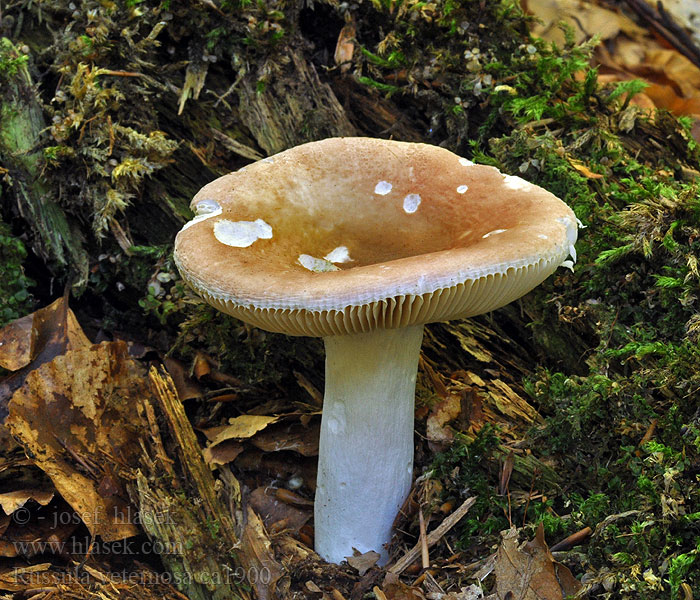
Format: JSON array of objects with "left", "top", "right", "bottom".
[{"left": 174, "top": 137, "right": 578, "bottom": 336}]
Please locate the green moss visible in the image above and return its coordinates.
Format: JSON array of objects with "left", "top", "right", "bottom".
[
  {"left": 0, "top": 220, "right": 35, "bottom": 326},
  {"left": 0, "top": 38, "right": 28, "bottom": 78},
  {"left": 429, "top": 426, "right": 510, "bottom": 546}
]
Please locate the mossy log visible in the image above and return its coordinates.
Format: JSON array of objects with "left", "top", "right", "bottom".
[{"left": 0, "top": 38, "right": 88, "bottom": 289}]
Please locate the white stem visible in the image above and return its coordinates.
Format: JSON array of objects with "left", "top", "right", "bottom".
[{"left": 315, "top": 324, "right": 424, "bottom": 564}]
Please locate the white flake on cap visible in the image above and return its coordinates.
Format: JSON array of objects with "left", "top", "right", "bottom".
[
  {"left": 182, "top": 198, "right": 223, "bottom": 230},
  {"left": 482, "top": 229, "right": 507, "bottom": 238},
  {"left": 298, "top": 254, "right": 340, "bottom": 272},
  {"left": 214, "top": 218, "right": 273, "bottom": 248},
  {"left": 459, "top": 158, "right": 475, "bottom": 166},
  {"left": 457, "top": 185, "right": 469, "bottom": 194},
  {"left": 374, "top": 181, "right": 393, "bottom": 195},
  {"left": 324, "top": 246, "right": 352, "bottom": 264},
  {"left": 195, "top": 198, "right": 221, "bottom": 215},
  {"left": 403, "top": 194, "right": 421, "bottom": 214},
  {"left": 502, "top": 175, "right": 531, "bottom": 191}
]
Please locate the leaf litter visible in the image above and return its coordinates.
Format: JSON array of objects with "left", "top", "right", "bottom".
[{"left": 0, "top": 289, "right": 587, "bottom": 598}]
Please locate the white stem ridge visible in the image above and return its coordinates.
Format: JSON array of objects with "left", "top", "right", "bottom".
[{"left": 315, "top": 324, "right": 424, "bottom": 564}]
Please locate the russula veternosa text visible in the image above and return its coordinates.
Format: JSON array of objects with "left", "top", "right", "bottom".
[{"left": 173, "top": 137, "right": 579, "bottom": 564}]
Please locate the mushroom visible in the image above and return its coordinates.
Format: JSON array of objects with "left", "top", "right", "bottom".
[{"left": 173, "top": 137, "right": 579, "bottom": 564}]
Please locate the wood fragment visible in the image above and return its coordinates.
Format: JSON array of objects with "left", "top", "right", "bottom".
[
  {"left": 238, "top": 49, "right": 355, "bottom": 155},
  {"left": 389, "top": 497, "right": 476, "bottom": 574},
  {"left": 372, "top": 586, "right": 388, "bottom": 600},
  {"left": 210, "top": 128, "right": 263, "bottom": 161},
  {"left": 624, "top": 0, "right": 700, "bottom": 69},
  {"left": 549, "top": 526, "right": 593, "bottom": 552},
  {"left": 145, "top": 367, "right": 284, "bottom": 600},
  {"left": 418, "top": 510, "right": 429, "bottom": 569}
]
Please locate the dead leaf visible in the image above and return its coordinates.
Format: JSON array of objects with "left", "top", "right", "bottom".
[
  {"left": 0, "top": 490, "right": 54, "bottom": 514},
  {"left": 203, "top": 414, "right": 278, "bottom": 445},
  {"left": 381, "top": 580, "right": 426, "bottom": 599},
  {"left": 163, "top": 357, "right": 203, "bottom": 400},
  {"left": 494, "top": 524, "right": 581, "bottom": 599},
  {"left": 249, "top": 487, "right": 311, "bottom": 534},
  {"left": 526, "top": 0, "right": 634, "bottom": 45},
  {"left": 0, "top": 497, "right": 79, "bottom": 559},
  {"left": 568, "top": 158, "right": 604, "bottom": 179},
  {"left": 202, "top": 440, "right": 244, "bottom": 466},
  {"left": 250, "top": 420, "right": 320, "bottom": 456},
  {"left": 0, "top": 313, "right": 34, "bottom": 371},
  {"left": 426, "top": 395, "right": 462, "bottom": 444},
  {"left": 274, "top": 488, "right": 314, "bottom": 508},
  {"left": 7, "top": 341, "right": 150, "bottom": 541},
  {"left": 334, "top": 22, "right": 356, "bottom": 73},
  {"left": 347, "top": 550, "right": 380, "bottom": 575},
  {"left": 0, "top": 297, "right": 90, "bottom": 409}
]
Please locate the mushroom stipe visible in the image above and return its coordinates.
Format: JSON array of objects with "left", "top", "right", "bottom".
[{"left": 174, "top": 137, "right": 579, "bottom": 564}]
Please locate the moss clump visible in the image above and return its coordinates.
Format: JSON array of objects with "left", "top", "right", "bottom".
[
  {"left": 429, "top": 426, "right": 510, "bottom": 545},
  {"left": 0, "top": 220, "right": 35, "bottom": 326}
]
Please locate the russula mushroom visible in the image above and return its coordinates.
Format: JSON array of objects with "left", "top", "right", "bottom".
[{"left": 173, "top": 137, "right": 579, "bottom": 564}]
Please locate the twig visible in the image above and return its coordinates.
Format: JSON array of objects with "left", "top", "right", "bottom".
[
  {"left": 419, "top": 509, "right": 429, "bottom": 569},
  {"left": 549, "top": 526, "right": 593, "bottom": 552},
  {"left": 388, "top": 497, "right": 476, "bottom": 574},
  {"left": 624, "top": 0, "right": 700, "bottom": 70}
]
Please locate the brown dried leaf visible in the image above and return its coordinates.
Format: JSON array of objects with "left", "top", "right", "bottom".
[
  {"left": 527, "top": 0, "right": 632, "bottom": 45},
  {"left": 202, "top": 440, "right": 244, "bottom": 466},
  {"left": 644, "top": 49, "right": 700, "bottom": 98},
  {"left": 494, "top": 524, "right": 581, "bottom": 599},
  {"left": 426, "top": 395, "right": 462, "bottom": 444},
  {"left": 0, "top": 498, "right": 79, "bottom": 559},
  {"left": 334, "top": 23, "right": 356, "bottom": 73},
  {"left": 0, "top": 313, "right": 34, "bottom": 371},
  {"left": 163, "top": 357, "right": 203, "bottom": 400},
  {"left": 0, "top": 490, "right": 54, "bottom": 514},
  {"left": 568, "top": 158, "right": 603, "bottom": 179},
  {"left": 382, "top": 580, "right": 426, "bottom": 599},
  {"left": 7, "top": 341, "right": 150, "bottom": 541},
  {"left": 347, "top": 550, "right": 380, "bottom": 576},
  {"left": 249, "top": 487, "right": 311, "bottom": 534},
  {"left": 203, "top": 414, "right": 278, "bottom": 444},
  {"left": 250, "top": 420, "right": 320, "bottom": 456},
  {"left": 0, "top": 297, "right": 90, "bottom": 406}
]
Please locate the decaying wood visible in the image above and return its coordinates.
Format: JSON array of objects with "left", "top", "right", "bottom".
[
  {"left": 135, "top": 367, "right": 284, "bottom": 600},
  {"left": 0, "top": 40, "right": 88, "bottom": 289},
  {"left": 238, "top": 49, "right": 355, "bottom": 155}
]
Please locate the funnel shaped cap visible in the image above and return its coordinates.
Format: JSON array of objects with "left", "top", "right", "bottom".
[{"left": 174, "top": 137, "right": 578, "bottom": 336}]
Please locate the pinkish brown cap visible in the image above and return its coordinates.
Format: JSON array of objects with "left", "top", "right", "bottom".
[{"left": 174, "top": 137, "right": 578, "bottom": 336}]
